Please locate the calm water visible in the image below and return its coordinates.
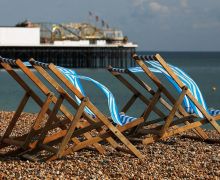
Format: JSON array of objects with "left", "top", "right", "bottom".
[{"left": 0, "top": 51, "right": 220, "bottom": 124}]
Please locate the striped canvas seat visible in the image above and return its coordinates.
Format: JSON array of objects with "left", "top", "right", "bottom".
[
  {"left": 24, "top": 61, "right": 137, "bottom": 126},
  {"left": 56, "top": 67, "right": 137, "bottom": 126},
  {"left": 146, "top": 60, "right": 220, "bottom": 118},
  {"left": 110, "top": 60, "right": 220, "bottom": 118}
]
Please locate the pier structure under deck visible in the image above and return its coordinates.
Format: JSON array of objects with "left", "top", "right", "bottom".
[{"left": 0, "top": 45, "right": 136, "bottom": 68}]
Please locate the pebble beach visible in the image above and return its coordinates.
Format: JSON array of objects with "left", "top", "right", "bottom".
[{"left": 0, "top": 111, "right": 219, "bottom": 179}]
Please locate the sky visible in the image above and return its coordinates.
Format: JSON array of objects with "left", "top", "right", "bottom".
[{"left": 0, "top": 0, "right": 220, "bottom": 51}]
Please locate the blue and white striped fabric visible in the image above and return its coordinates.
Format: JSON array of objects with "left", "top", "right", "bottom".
[
  {"left": 111, "top": 59, "right": 220, "bottom": 117},
  {"left": 56, "top": 67, "right": 137, "bottom": 126},
  {"left": 23, "top": 61, "right": 137, "bottom": 125},
  {"left": 145, "top": 60, "right": 220, "bottom": 117},
  {"left": 23, "top": 61, "right": 32, "bottom": 66}
]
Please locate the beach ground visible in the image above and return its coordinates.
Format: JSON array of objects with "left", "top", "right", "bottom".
[{"left": 0, "top": 111, "right": 219, "bottom": 179}]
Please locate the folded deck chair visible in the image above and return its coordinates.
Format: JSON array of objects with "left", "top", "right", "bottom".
[
  {"left": 132, "top": 53, "right": 220, "bottom": 143},
  {"left": 0, "top": 57, "right": 57, "bottom": 155},
  {"left": 108, "top": 63, "right": 208, "bottom": 144},
  {"left": 0, "top": 57, "right": 106, "bottom": 161},
  {"left": 145, "top": 54, "right": 220, "bottom": 128},
  {"left": 22, "top": 59, "right": 145, "bottom": 161}
]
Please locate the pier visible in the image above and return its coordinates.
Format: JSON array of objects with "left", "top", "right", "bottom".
[
  {"left": 0, "top": 46, "right": 136, "bottom": 68},
  {"left": 0, "top": 21, "right": 137, "bottom": 68}
]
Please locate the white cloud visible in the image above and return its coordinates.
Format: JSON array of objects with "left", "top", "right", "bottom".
[{"left": 149, "top": 2, "right": 169, "bottom": 14}]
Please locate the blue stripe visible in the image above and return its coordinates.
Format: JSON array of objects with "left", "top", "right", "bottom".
[
  {"left": 56, "top": 66, "right": 137, "bottom": 126},
  {"left": 108, "top": 60, "right": 220, "bottom": 118},
  {"left": 22, "top": 60, "right": 220, "bottom": 119},
  {"left": 145, "top": 60, "right": 219, "bottom": 117}
]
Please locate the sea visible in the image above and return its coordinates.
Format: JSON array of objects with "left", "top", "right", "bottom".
[{"left": 0, "top": 51, "right": 220, "bottom": 128}]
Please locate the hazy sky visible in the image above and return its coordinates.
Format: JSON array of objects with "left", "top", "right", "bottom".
[{"left": 0, "top": 0, "right": 220, "bottom": 51}]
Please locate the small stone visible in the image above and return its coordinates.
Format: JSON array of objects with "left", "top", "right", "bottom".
[{"left": 98, "top": 170, "right": 103, "bottom": 175}]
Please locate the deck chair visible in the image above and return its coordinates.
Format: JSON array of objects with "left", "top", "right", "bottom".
[
  {"left": 0, "top": 56, "right": 57, "bottom": 155},
  {"left": 131, "top": 53, "right": 220, "bottom": 143},
  {"left": 108, "top": 56, "right": 209, "bottom": 144},
  {"left": 0, "top": 57, "right": 106, "bottom": 161},
  {"left": 18, "top": 59, "right": 145, "bottom": 161}
]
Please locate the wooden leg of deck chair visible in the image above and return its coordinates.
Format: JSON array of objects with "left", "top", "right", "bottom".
[
  {"left": 1, "top": 62, "right": 67, "bottom": 131},
  {"left": 22, "top": 92, "right": 54, "bottom": 148},
  {"left": 154, "top": 54, "right": 214, "bottom": 137},
  {"left": 56, "top": 98, "right": 88, "bottom": 158},
  {"left": 36, "top": 95, "right": 64, "bottom": 148},
  {"left": 184, "top": 120, "right": 209, "bottom": 139},
  {"left": 142, "top": 89, "right": 161, "bottom": 123},
  {"left": 115, "top": 73, "right": 165, "bottom": 117},
  {"left": 143, "top": 118, "right": 209, "bottom": 144},
  {"left": 30, "top": 62, "right": 106, "bottom": 153},
  {"left": 31, "top": 95, "right": 104, "bottom": 155},
  {"left": 103, "top": 123, "right": 144, "bottom": 160},
  {"left": 0, "top": 92, "right": 30, "bottom": 147},
  {"left": 27, "top": 121, "right": 104, "bottom": 150},
  {"left": 86, "top": 103, "right": 144, "bottom": 160},
  {"left": 205, "top": 117, "right": 220, "bottom": 135},
  {"left": 208, "top": 119, "right": 220, "bottom": 134},
  {"left": 46, "top": 63, "right": 143, "bottom": 159},
  {"left": 126, "top": 65, "right": 208, "bottom": 140},
  {"left": 121, "top": 93, "right": 139, "bottom": 113},
  {"left": 132, "top": 88, "right": 161, "bottom": 135},
  {"left": 46, "top": 118, "right": 144, "bottom": 161},
  {"left": 160, "top": 86, "right": 187, "bottom": 136}
]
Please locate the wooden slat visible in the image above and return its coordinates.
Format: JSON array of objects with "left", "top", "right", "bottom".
[
  {"left": 56, "top": 98, "right": 88, "bottom": 158},
  {"left": 47, "top": 117, "right": 144, "bottom": 161},
  {"left": 36, "top": 95, "right": 64, "bottom": 147},
  {"left": 132, "top": 54, "right": 209, "bottom": 140},
  {"left": 155, "top": 54, "right": 220, "bottom": 134},
  {"left": 133, "top": 56, "right": 188, "bottom": 117},
  {"left": 143, "top": 88, "right": 161, "bottom": 120},
  {"left": 15, "top": 59, "right": 74, "bottom": 126},
  {"left": 23, "top": 93, "right": 53, "bottom": 148},
  {"left": 31, "top": 63, "right": 107, "bottom": 154},
  {"left": 0, "top": 62, "right": 67, "bottom": 130},
  {"left": 48, "top": 63, "right": 144, "bottom": 159},
  {"left": 0, "top": 92, "right": 30, "bottom": 142},
  {"left": 121, "top": 93, "right": 138, "bottom": 113},
  {"left": 127, "top": 70, "right": 183, "bottom": 118},
  {"left": 160, "top": 86, "right": 188, "bottom": 135},
  {"left": 142, "top": 118, "right": 208, "bottom": 144},
  {"left": 133, "top": 88, "right": 162, "bottom": 133},
  {"left": 113, "top": 73, "right": 165, "bottom": 117}
]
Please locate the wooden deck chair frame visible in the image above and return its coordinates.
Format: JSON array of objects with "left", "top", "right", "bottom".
[
  {"left": 107, "top": 66, "right": 187, "bottom": 131},
  {"left": 27, "top": 59, "right": 145, "bottom": 161},
  {"left": 151, "top": 54, "right": 220, "bottom": 132},
  {"left": 0, "top": 58, "right": 106, "bottom": 161},
  {"left": 131, "top": 53, "right": 220, "bottom": 144},
  {"left": 0, "top": 58, "right": 59, "bottom": 155},
  {"left": 108, "top": 66, "right": 166, "bottom": 124},
  {"left": 108, "top": 63, "right": 208, "bottom": 143},
  {"left": 25, "top": 61, "right": 118, "bottom": 160}
]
